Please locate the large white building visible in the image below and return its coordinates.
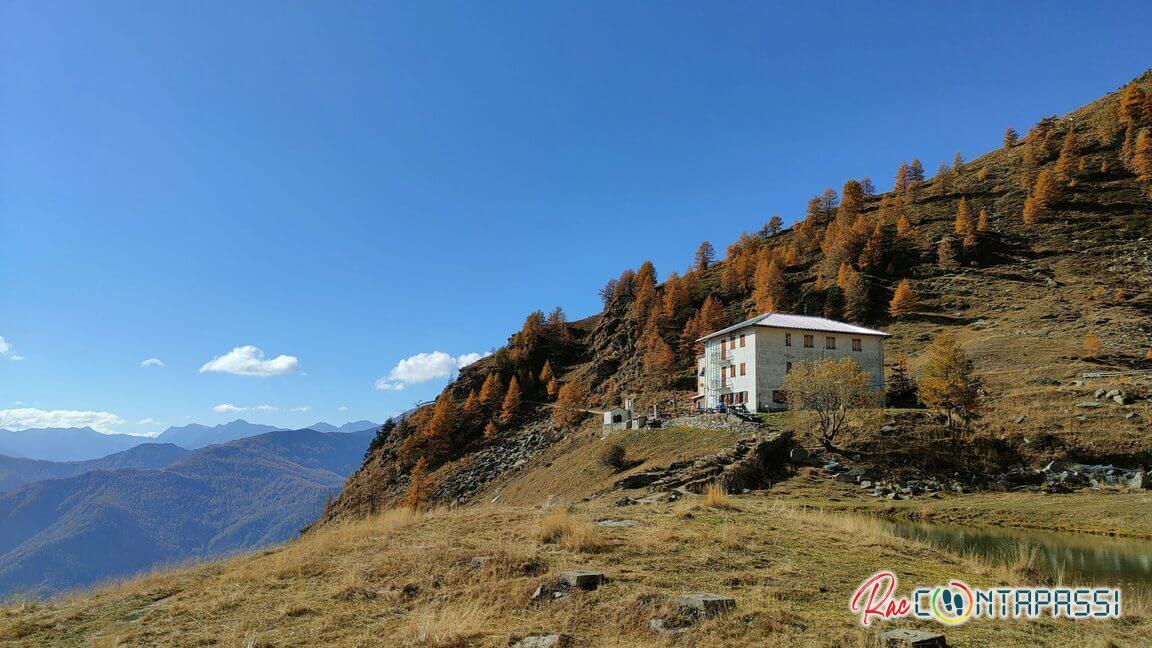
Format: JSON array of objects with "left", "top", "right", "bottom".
[{"left": 693, "top": 312, "right": 889, "bottom": 412}]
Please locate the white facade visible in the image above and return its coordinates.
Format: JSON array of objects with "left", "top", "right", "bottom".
[{"left": 694, "top": 313, "right": 889, "bottom": 412}]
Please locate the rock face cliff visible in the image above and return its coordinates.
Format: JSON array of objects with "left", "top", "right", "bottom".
[{"left": 315, "top": 70, "right": 1152, "bottom": 527}]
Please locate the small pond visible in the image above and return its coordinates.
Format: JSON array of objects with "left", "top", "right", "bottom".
[{"left": 887, "top": 518, "right": 1152, "bottom": 592}]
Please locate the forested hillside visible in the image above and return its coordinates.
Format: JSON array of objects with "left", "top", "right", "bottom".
[{"left": 317, "top": 70, "right": 1152, "bottom": 526}]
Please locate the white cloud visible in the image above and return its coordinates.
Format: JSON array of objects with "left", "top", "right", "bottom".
[
  {"left": 0, "top": 408, "right": 125, "bottom": 434},
  {"left": 455, "top": 351, "right": 490, "bottom": 368},
  {"left": 375, "top": 350, "right": 490, "bottom": 391},
  {"left": 213, "top": 403, "right": 246, "bottom": 414},
  {"left": 138, "top": 418, "right": 161, "bottom": 425},
  {"left": 199, "top": 346, "right": 300, "bottom": 377},
  {"left": 0, "top": 336, "right": 22, "bottom": 361},
  {"left": 337, "top": 405, "right": 349, "bottom": 412},
  {"left": 373, "top": 379, "right": 406, "bottom": 391},
  {"left": 254, "top": 404, "right": 278, "bottom": 413},
  {"left": 290, "top": 405, "right": 311, "bottom": 412},
  {"left": 141, "top": 358, "right": 164, "bottom": 368}
]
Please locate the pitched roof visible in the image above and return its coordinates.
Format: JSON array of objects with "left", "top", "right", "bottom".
[{"left": 696, "top": 312, "right": 890, "bottom": 342}]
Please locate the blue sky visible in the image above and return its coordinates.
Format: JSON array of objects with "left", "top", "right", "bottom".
[{"left": 1, "top": 1, "right": 1150, "bottom": 435}]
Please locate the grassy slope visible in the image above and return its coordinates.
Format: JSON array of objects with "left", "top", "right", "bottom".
[
  {"left": 773, "top": 468, "right": 1152, "bottom": 539},
  {"left": 4, "top": 495, "right": 1149, "bottom": 647},
  {"left": 485, "top": 424, "right": 742, "bottom": 506}
]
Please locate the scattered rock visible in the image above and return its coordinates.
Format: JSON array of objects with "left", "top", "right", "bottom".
[
  {"left": 510, "top": 634, "right": 570, "bottom": 648},
  {"left": 596, "top": 519, "right": 639, "bottom": 528},
  {"left": 558, "top": 572, "right": 604, "bottom": 591},
  {"left": 1113, "top": 394, "right": 1129, "bottom": 405},
  {"left": 1076, "top": 401, "right": 1103, "bottom": 408},
  {"left": 1013, "top": 415, "right": 1025, "bottom": 424},
  {"left": 470, "top": 556, "right": 493, "bottom": 570},
  {"left": 678, "top": 593, "right": 736, "bottom": 619},
  {"left": 648, "top": 618, "right": 690, "bottom": 636},
  {"left": 882, "top": 629, "right": 948, "bottom": 648},
  {"left": 1130, "top": 471, "right": 1148, "bottom": 490}
]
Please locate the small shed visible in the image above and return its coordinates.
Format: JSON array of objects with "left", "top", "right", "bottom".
[{"left": 603, "top": 407, "right": 629, "bottom": 426}]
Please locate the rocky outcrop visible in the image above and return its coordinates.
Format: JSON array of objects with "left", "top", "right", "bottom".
[
  {"left": 434, "top": 421, "right": 558, "bottom": 505},
  {"left": 613, "top": 431, "right": 796, "bottom": 495}
]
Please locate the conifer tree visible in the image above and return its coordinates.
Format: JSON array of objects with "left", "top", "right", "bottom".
[
  {"left": 539, "top": 360, "right": 555, "bottom": 385},
  {"left": 1132, "top": 128, "right": 1152, "bottom": 184},
  {"left": 894, "top": 162, "right": 910, "bottom": 193},
  {"left": 483, "top": 421, "right": 498, "bottom": 442},
  {"left": 954, "top": 198, "right": 976, "bottom": 238},
  {"left": 499, "top": 376, "right": 522, "bottom": 426},
  {"left": 641, "top": 325, "right": 676, "bottom": 387},
  {"left": 752, "top": 257, "right": 787, "bottom": 313},
  {"left": 421, "top": 393, "right": 458, "bottom": 461},
  {"left": 546, "top": 377, "right": 560, "bottom": 399},
  {"left": 461, "top": 390, "right": 483, "bottom": 428},
  {"left": 552, "top": 381, "right": 588, "bottom": 428},
  {"left": 662, "top": 271, "right": 690, "bottom": 321},
  {"left": 839, "top": 179, "right": 865, "bottom": 220},
  {"left": 545, "top": 306, "right": 568, "bottom": 336},
  {"left": 860, "top": 177, "right": 876, "bottom": 195},
  {"left": 1083, "top": 333, "right": 1103, "bottom": 358},
  {"left": 1022, "top": 195, "right": 1041, "bottom": 226},
  {"left": 1119, "top": 84, "right": 1150, "bottom": 131},
  {"left": 478, "top": 373, "right": 504, "bottom": 413},
  {"left": 819, "top": 188, "right": 839, "bottom": 216},
  {"left": 1055, "top": 129, "right": 1080, "bottom": 181},
  {"left": 404, "top": 458, "right": 431, "bottom": 510},
  {"left": 886, "top": 354, "right": 916, "bottom": 405},
  {"left": 917, "top": 332, "right": 982, "bottom": 427},
  {"left": 598, "top": 278, "right": 618, "bottom": 307},
  {"left": 895, "top": 215, "right": 916, "bottom": 239},
  {"left": 1003, "top": 127, "right": 1018, "bottom": 148},
  {"left": 694, "top": 241, "right": 716, "bottom": 271},
  {"left": 952, "top": 151, "right": 964, "bottom": 171},
  {"left": 908, "top": 159, "right": 925, "bottom": 182},
  {"left": 977, "top": 208, "right": 989, "bottom": 232},
  {"left": 839, "top": 265, "right": 869, "bottom": 322},
  {"left": 611, "top": 268, "right": 636, "bottom": 303},
  {"left": 681, "top": 295, "right": 725, "bottom": 352},
  {"left": 888, "top": 279, "right": 919, "bottom": 318},
  {"left": 766, "top": 214, "right": 783, "bottom": 236},
  {"left": 857, "top": 226, "right": 885, "bottom": 271},
  {"left": 822, "top": 285, "right": 844, "bottom": 320}
]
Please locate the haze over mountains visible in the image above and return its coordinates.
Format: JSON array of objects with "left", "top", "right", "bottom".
[
  {"left": 0, "top": 419, "right": 379, "bottom": 461},
  {"left": 0, "top": 426, "right": 377, "bottom": 598},
  {"left": 0, "top": 443, "right": 190, "bottom": 493}
]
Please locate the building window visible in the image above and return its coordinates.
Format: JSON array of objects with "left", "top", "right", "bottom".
[
  {"left": 739, "top": 333, "right": 746, "bottom": 347},
  {"left": 739, "top": 362, "right": 746, "bottom": 376},
  {"left": 730, "top": 336, "right": 736, "bottom": 349},
  {"left": 826, "top": 336, "right": 836, "bottom": 350},
  {"left": 786, "top": 362, "right": 792, "bottom": 372},
  {"left": 803, "top": 334, "right": 814, "bottom": 348},
  {"left": 772, "top": 390, "right": 787, "bottom": 404},
  {"left": 785, "top": 332, "right": 791, "bottom": 346},
  {"left": 852, "top": 338, "right": 862, "bottom": 352}
]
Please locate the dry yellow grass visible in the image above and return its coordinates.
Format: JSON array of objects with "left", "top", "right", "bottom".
[
  {"left": 2, "top": 494, "right": 1148, "bottom": 647},
  {"left": 701, "top": 481, "right": 735, "bottom": 510}
]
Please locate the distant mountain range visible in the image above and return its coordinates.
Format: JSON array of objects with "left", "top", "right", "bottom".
[
  {"left": 302, "top": 420, "right": 378, "bottom": 434},
  {"left": 0, "top": 443, "right": 190, "bottom": 493},
  {"left": 0, "top": 419, "right": 379, "bottom": 461},
  {"left": 0, "top": 427, "right": 375, "bottom": 598}
]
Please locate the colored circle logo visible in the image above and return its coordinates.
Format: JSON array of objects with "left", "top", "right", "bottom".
[{"left": 930, "top": 581, "right": 974, "bottom": 624}]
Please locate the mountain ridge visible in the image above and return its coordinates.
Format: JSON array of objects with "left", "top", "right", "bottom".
[{"left": 0, "top": 427, "right": 375, "bottom": 598}]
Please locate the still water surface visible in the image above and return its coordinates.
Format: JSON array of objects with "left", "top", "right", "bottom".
[{"left": 887, "top": 518, "right": 1152, "bottom": 591}]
